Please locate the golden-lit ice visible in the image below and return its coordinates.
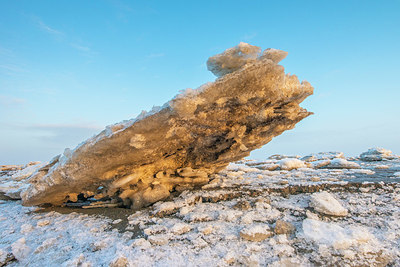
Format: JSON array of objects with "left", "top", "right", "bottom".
[{"left": 22, "top": 43, "right": 313, "bottom": 208}]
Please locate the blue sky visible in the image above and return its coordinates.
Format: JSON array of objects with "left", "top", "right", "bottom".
[{"left": 1, "top": 0, "right": 399, "bottom": 164}]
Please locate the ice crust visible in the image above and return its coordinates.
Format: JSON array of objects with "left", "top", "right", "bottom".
[
  {"left": 1, "top": 149, "right": 400, "bottom": 265},
  {"left": 21, "top": 43, "right": 314, "bottom": 208},
  {"left": 1, "top": 165, "right": 400, "bottom": 265}
]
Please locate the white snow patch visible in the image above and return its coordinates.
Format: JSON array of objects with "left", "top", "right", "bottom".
[{"left": 302, "top": 219, "right": 375, "bottom": 250}]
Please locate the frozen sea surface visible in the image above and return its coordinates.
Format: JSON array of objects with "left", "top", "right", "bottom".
[{"left": 1, "top": 150, "right": 400, "bottom": 266}]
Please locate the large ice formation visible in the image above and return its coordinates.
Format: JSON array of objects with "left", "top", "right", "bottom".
[{"left": 22, "top": 43, "right": 313, "bottom": 208}]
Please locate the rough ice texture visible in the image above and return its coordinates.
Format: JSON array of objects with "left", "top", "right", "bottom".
[{"left": 21, "top": 43, "right": 313, "bottom": 208}]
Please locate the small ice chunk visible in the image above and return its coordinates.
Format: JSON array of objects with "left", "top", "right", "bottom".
[
  {"left": 324, "top": 158, "right": 360, "bottom": 169},
  {"left": 278, "top": 158, "right": 307, "bottom": 170},
  {"left": 352, "top": 169, "right": 375, "bottom": 175},
  {"left": 144, "top": 225, "right": 167, "bottom": 235},
  {"left": 11, "top": 238, "right": 31, "bottom": 260},
  {"left": 20, "top": 224, "right": 34, "bottom": 234},
  {"left": 197, "top": 225, "right": 213, "bottom": 235},
  {"left": 375, "top": 165, "right": 389, "bottom": 170},
  {"left": 37, "top": 219, "right": 50, "bottom": 227},
  {"left": 153, "top": 201, "right": 179, "bottom": 215},
  {"left": 35, "top": 238, "right": 57, "bottom": 253},
  {"left": 309, "top": 191, "right": 348, "bottom": 216},
  {"left": 132, "top": 238, "right": 151, "bottom": 249},
  {"left": 240, "top": 224, "right": 273, "bottom": 241},
  {"left": 170, "top": 223, "right": 191, "bottom": 235},
  {"left": 109, "top": 256, "right": 129, "bottom": 267},
  {"left": 192, "top": 237, "right": 208, "bottom": 249},
  {"left": 148, "top": 234, "right": 169, "bottom": 246},
  {"left": 311, "top": 160, "right": 331, "bottom": 169},
  {"left": 360, "top": 147, "right": 397, "bottom": 161},
  {"left": 112, "top": 219, "right": 122, "bottom": 224}
]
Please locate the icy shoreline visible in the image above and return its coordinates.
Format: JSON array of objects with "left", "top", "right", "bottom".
[{"left": 1, "top": 148, "right": 400, "bottom": 266}]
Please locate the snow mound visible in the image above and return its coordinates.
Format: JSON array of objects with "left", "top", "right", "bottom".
[{"left": 309, "top": 191, "right": 348, "bottom": 216}]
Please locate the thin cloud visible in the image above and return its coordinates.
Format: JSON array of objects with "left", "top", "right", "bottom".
[
  {"left": 32, "top": 16, "right": 64, "bottom": 37},
  {"left": 70, "top": 43, "right": 91, "bottom": 52},
  {"left": 31, "top": 15, "right": 94, "bottom": 54}
]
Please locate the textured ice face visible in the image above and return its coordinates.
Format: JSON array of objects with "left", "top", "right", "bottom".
[
  {"left": 207, "top": 42, "right": 262, "bottom": 77},
  {"left": 206, "top": 43, "right": 288, "bottom": 78},
  {"left": 21, "top": 43, "right": 314, "bottom": 208}
]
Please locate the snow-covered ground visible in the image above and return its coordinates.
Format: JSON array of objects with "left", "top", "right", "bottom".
[{"left": 1, "top": 148, "right": 400, "bottom": 266}]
